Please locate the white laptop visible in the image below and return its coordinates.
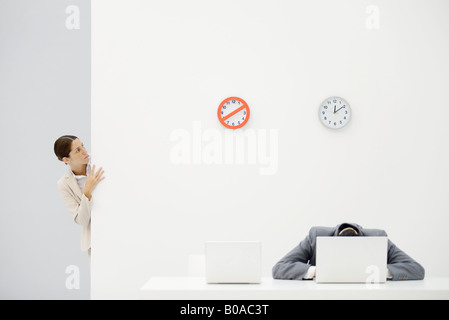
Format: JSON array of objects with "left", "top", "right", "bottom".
[
  {"left": 315, "top": 236, "right": 388, "bottom": 283},
  {"left": 205, "top": 241, "right": 261, "bottom": 284}
]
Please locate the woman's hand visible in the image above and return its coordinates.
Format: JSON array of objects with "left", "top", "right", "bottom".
[{"left": 83, "top": 164, "right": 105, "bottom": 200}]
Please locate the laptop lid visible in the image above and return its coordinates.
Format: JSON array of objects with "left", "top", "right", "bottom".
[
  {"left": 315, "top": 236, "right": 388, "bottom": 283},
  {"left": 205, "top": 241, "right": 261, "bottom": 284}
]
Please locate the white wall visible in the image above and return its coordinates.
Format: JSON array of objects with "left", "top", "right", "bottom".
[{"left": 91, "top": 0, "right": 449, "bottom": 298}]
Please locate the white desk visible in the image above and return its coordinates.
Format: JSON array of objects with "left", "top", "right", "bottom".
[{"left": 140, "top": 277, "right": 449, "bottom": 300}]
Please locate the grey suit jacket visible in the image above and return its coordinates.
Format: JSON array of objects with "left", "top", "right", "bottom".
[{"left": 272, "top": 223, "right": 425, "bottom": 281}]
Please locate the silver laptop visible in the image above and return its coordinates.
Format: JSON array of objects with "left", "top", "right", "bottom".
[
  {"left": 316, "top": 237, "right": 388, "bottom": 283},
  {"left": 205, "top": 241, "right": 261, "bottom": 284}
]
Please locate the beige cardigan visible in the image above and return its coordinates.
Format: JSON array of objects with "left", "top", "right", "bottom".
[{"left": 57, "top": 169, "right": 91, "bottom": 251}]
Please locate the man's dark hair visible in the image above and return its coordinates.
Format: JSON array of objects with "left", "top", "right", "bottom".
[{"left": 338, "top": 227, "right": 359, "bottom": 236}]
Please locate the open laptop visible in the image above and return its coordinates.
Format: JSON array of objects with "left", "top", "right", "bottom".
[
  {"left": 315, "top": 236, "right": 388, "bottom": 283},
  {"left": 205, "top": 241, "right": 261, "bottom": 284}
]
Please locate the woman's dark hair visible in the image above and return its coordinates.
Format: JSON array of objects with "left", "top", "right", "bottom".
[{"left": 54, "top": 135, "right": 78, "bottom": 161}]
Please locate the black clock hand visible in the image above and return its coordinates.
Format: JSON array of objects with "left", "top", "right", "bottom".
[
  {"left": 333, "top": 105, "right": 336, "bottom": 113},
  {"left": 335, "top": 106, "right": 344, "bottom": 113}
]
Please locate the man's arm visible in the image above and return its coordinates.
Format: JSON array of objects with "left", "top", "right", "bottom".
[
  {"left": 272, "top": 234, "right": 315, "bottom": 280},
  {"left": 387, "top": 239, "right": 425, "bottom": 280}
]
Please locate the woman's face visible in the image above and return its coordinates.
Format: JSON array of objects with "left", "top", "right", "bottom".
[{"left": 63, "top": 138, "right": 90, "bottom": 166}]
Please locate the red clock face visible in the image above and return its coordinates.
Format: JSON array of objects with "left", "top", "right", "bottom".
[{"left": 217, "top": 97, "right": 250, "bottom": 129}]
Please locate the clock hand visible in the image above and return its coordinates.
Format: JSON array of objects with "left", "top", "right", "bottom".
[
  {"left": 333, "top": 105, "right": 336, "bottom": 113},
  {"left": 335, "top": 106, "right": 345, "bottom": 113}
]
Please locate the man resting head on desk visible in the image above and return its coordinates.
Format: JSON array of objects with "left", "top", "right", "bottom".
[{"left": 272, "top": 223, "right": 425, "bottom": 281}]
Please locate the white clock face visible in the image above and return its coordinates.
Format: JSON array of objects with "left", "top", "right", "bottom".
[
  {"left": 319, "top": 97, "right": 351, "bottom": 129},
  {"left": 218, "top": 97, "right": 250, "bottom": 129}
]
